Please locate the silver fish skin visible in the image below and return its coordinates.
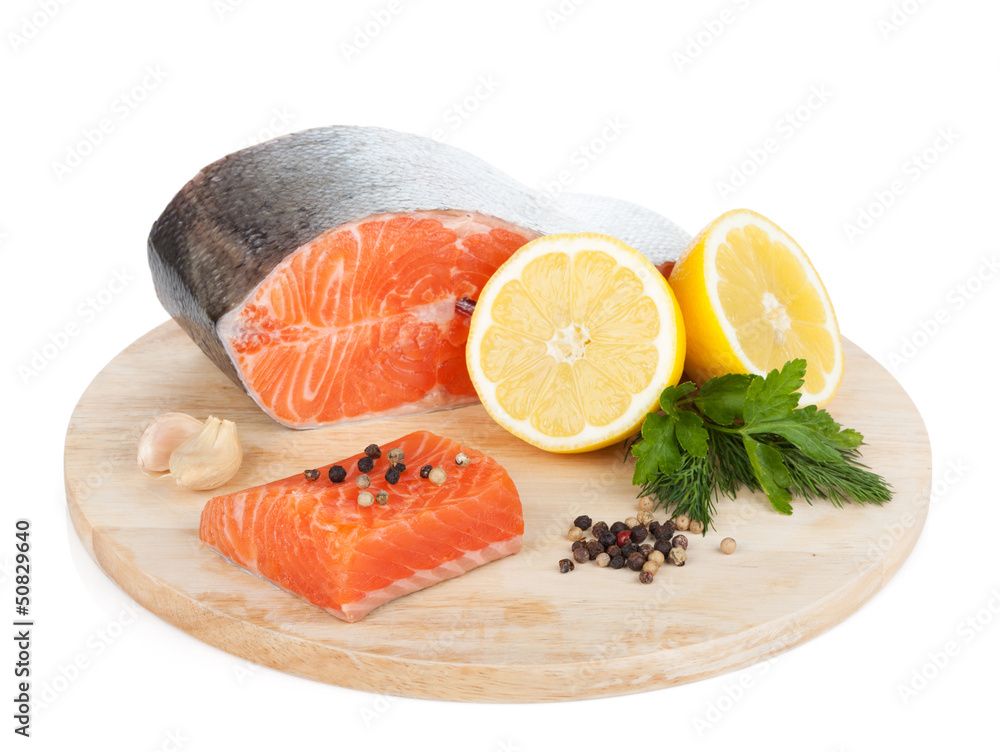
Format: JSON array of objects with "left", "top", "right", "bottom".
[{"left": 148, "top": 125, "right": 690, "bottom": 401}]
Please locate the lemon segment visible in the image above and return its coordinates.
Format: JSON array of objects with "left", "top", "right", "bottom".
[
  {"left": 467, "top": 233, "right": 685, "bottom": 453},
  {"left": 669, "top": 209, "right": 844, "bottom": 407}
]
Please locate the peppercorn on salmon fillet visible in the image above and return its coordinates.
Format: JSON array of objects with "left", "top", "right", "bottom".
[
  {"left": 199, "top": 431, "right": 523, "bottom": 622},
  {"left": 149, "top": 125, "right": 690, "bottom": 428}
]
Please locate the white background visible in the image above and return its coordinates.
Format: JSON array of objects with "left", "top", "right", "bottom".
[{"left": 3, "top": 0, "right": 998, "bottom": 749}]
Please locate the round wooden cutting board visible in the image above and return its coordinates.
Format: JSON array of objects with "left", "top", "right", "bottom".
[{"left": 65, "top": 321, "right": 931, "bottom": 702}]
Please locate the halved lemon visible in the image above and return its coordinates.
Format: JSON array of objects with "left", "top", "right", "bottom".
[
  {"left": 466, "top": 233, "right": 685, "bottom": 453},
  {"left": 668, "top": 209, "right": 844, "bottom": 406}
]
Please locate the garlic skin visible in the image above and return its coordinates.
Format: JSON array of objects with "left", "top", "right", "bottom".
[
  {"left": 168, "top": 416, "right": 242, "bottom": 490},
  {"left": 137, "top": 412, "right": 205, "bottom": 473}
]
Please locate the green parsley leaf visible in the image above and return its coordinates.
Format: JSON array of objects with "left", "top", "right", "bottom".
[
  {"left": 693, "top": 372, "right": 753, "bottom": 425},
  {"left": 630, "top": 412, "right": 681, "bottom": 486},
  {"left": 743, "top": 359, "right": 805, "bottom": 424}
]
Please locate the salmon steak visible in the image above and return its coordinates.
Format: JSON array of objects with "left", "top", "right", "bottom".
[
  {"left": 149, "top": 125, "right": 691, "bottom": 428},
  {"left": 199, "top": 431, "right": 523, "bottom": 622}
]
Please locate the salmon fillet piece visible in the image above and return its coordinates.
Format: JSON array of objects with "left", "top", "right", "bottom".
[{"left": 199, "top": 431, "right": 523, "bottom": 622}]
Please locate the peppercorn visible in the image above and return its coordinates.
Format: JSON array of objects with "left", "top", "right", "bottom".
[
  {"left": 721, "top": 537, "right": 737, "bottom": 555},
  {"left": 672, "top": 534, "right": 688, "bottom": 550},
  {"left": 606, "top": 544, "right": 621, "bottom": 558},
  {"left": 609, "top": 555, "right": 625, "bottom": 569},
  {"left": 639, "top": 543, "right": 653, "bottom": 557},
  {"left": 630, "top": 526, "right": 648, "bottom": 544},
  {"left": 385, "top": 467, "right": 401, "bottom": 485},
  {"left": 303, "top": 469, "right": 320, "bottom": 482},
  {"left": 638, "top": 497, "right": 655, "bottom": 513},
  {"left": 610, "top": 521, "right": 628, "bottom": 535},
  {"left": 636, "top": 510, "right": 654, "bottom": 527},
  {"left": 648, "top": 550, "right": 666, "bottom": 565},
  {"left": 455, "top": 452, "right": 471, "bottom": 467},
  {"left": 573, "top": 547, "right": 590, "bottom": 564},
  {"left": 357, "top": 491, "right": 374, "bottom": 508},
  {"left": 620, "top": 542, "right": 638, "bottom": 558},
  {"left": 375, "top": 489, "right": 389, "bottom": 505},
  {"left": 357, "top": 456, "right": 375, "bottom": 473},
  {"left": 559, "top": 559, "right": 574, "bottom": 573},
  {"left": 394, "top": 462, "right": 406, "bottom": 474},
  {"left": 364, "top": 444, "right": 382, "bottom": 460},
  {"left": 616, "top": 530, "right": 631, "bottom": 547},
  {"left": 419, "top": 464, "right": 432, "bottom": 479},
  {"left": 674, "top": 514, "right": 690, "bottom": 531},
  {"left": 627, "top": 552, "right": 646, "bottom": 571},
  {"left": 328, "top": 465, "right": 347, "bottom": 483},
  {"left": 642, "top": 560, "right": 660, "bottom": 575},
  {"left": 639, "top": 571, "right": 654, "bottom": 584},
  {"left": 585, "top": 540, "right": 604, "bottom": 558},
  {"left": 568, "top": 527, "right": 585, "bottom": 542},
  {"left": 689, "top": 519, "right": 704, "bottom": 535},
  {"left": 387, "top": 448, "right": 405, "bottom": 466},
  {"left": 428, "top": 467, "right": 447, "bottom": 486},
  {"left": 574, "top": 515, "right": 593, "bottom": 531},
  {"left": 653, "top": 524, "right": 674, "bottom": 542},
  {"left": 648, "top": 520, "right": 661, "bottom": 535},
  {"left": 595, "top": 552, "right": 611, "bottom": 568},
  {"left": 356, "top": 474, "right": 371, "bottom": 489},
  {"left": 669, "top": 547, "right": 687, "bottom": 566},
  {"left": 653, "top": 540, "right": 672, "bottom": 557},
  {"left": 571, "top": 539, "right": 587, "bottom": 552},
  {"left": 624, "top": 516, "right": 640, "bottom": 529},
  {"left": 598, "top": 531, "right": 617, "bottom": 548},
  {"left": 592, "top": 521, "right": 610, "bottom": 538}
]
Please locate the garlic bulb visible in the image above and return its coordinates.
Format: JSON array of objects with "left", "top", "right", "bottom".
[
  {"left": 137, "top": 412, "right": 205, "bottom": 473},
  {"left": 168, "top": 416, "right": 242, "bottom": 490}
]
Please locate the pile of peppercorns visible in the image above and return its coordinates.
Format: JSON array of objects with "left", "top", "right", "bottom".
[
  {"left": 558, "top": 498, "right": 695, "bottom": 583},
  {"left": 302, "top": 444, "right": 469, "bottom": 507}
]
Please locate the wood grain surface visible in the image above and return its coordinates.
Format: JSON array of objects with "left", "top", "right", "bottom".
[{"left": 65, "top": 321, "right": 931, "bottom": 702}]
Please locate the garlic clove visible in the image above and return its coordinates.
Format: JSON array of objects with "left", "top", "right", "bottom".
[
  {"left": 137, "top": 412, "right": 205, "bottom": 474},
  {"left": 168, "top": 416, "right": 242, "bottom": 490}
]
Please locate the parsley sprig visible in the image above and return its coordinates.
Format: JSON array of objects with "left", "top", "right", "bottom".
[{"left": 629, "top": 360, "right": 892, "bottom": 530}]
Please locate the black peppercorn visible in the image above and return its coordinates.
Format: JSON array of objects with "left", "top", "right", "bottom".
[
  {"left": 598, "top": 531, "right": 617, "bottom": 548},
  {"left": 574, "top": 515, "right": 593, "bottom": 531},
  {"left": 559, "top": 559, "right": 574, "bottom": 573},
  {"left": 357, "top": 456, "right": 375, "bottom": 473},
  {"left": 573, "top": 547, "right": 590, "bottom": 564},
  {"left": 586, "top": 540, "right": 604, "bottom": 558},
  {"left": 571, "top": 539, "right": 587, "bottom": 552},
  {"left": 639, "top": 571, "right": 654, "bottom": 584},
  {"left": 620, "top": 542, "right": 638, "bottom": 558},
  {"left": 630, "top": 526, "right": 648, "bottom": 544},
  {"left": 394, "top": 462, "right": 406, "bottom": 473},
  {"left": 672, "top": 534, "right": 689, "bottom": 550},
  {"left": 610, "top": 521, "right": 628, "bottom": 535},
  {"left": 648, "top": 520, "right": 661, "bottom": 535},
  {"left": 364, "top": 444, "right": 382, "bottom": 459},
  {"left": 639, "top": 543, "right": 653, "bottom": 557},
  {"left": 303, "top": 469, "right": 320, "bottom": 482},
  {"left": 653, "top": 521, "right": 675, "bottom": 541},
  {"left": 385, "top": 467, "right": 401, "bottom": 485},
  {"left": 609, "top": 555, "right": 625, "bottom": 569},
  {"left": 592, "top": 521, "right": 610, "bottom": 538},
  {"left": 606, "top": 544, "right": 621, "bottom": 558},
  {"left": 419, "top": 464, "right": 432, "bottom": 479},
  {"left": 654, "top": 539, "right": 672, "bottom": 557},
  {"left": 328, "top": 465, "right": 347, "bottom": 483},
  {"left": 627, "top": 552, "right": 646, "bottom": 571}
]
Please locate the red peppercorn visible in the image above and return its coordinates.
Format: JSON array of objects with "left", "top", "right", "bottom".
[{"left": 616, "top": 530, "right": 632, "bottom": 547}]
